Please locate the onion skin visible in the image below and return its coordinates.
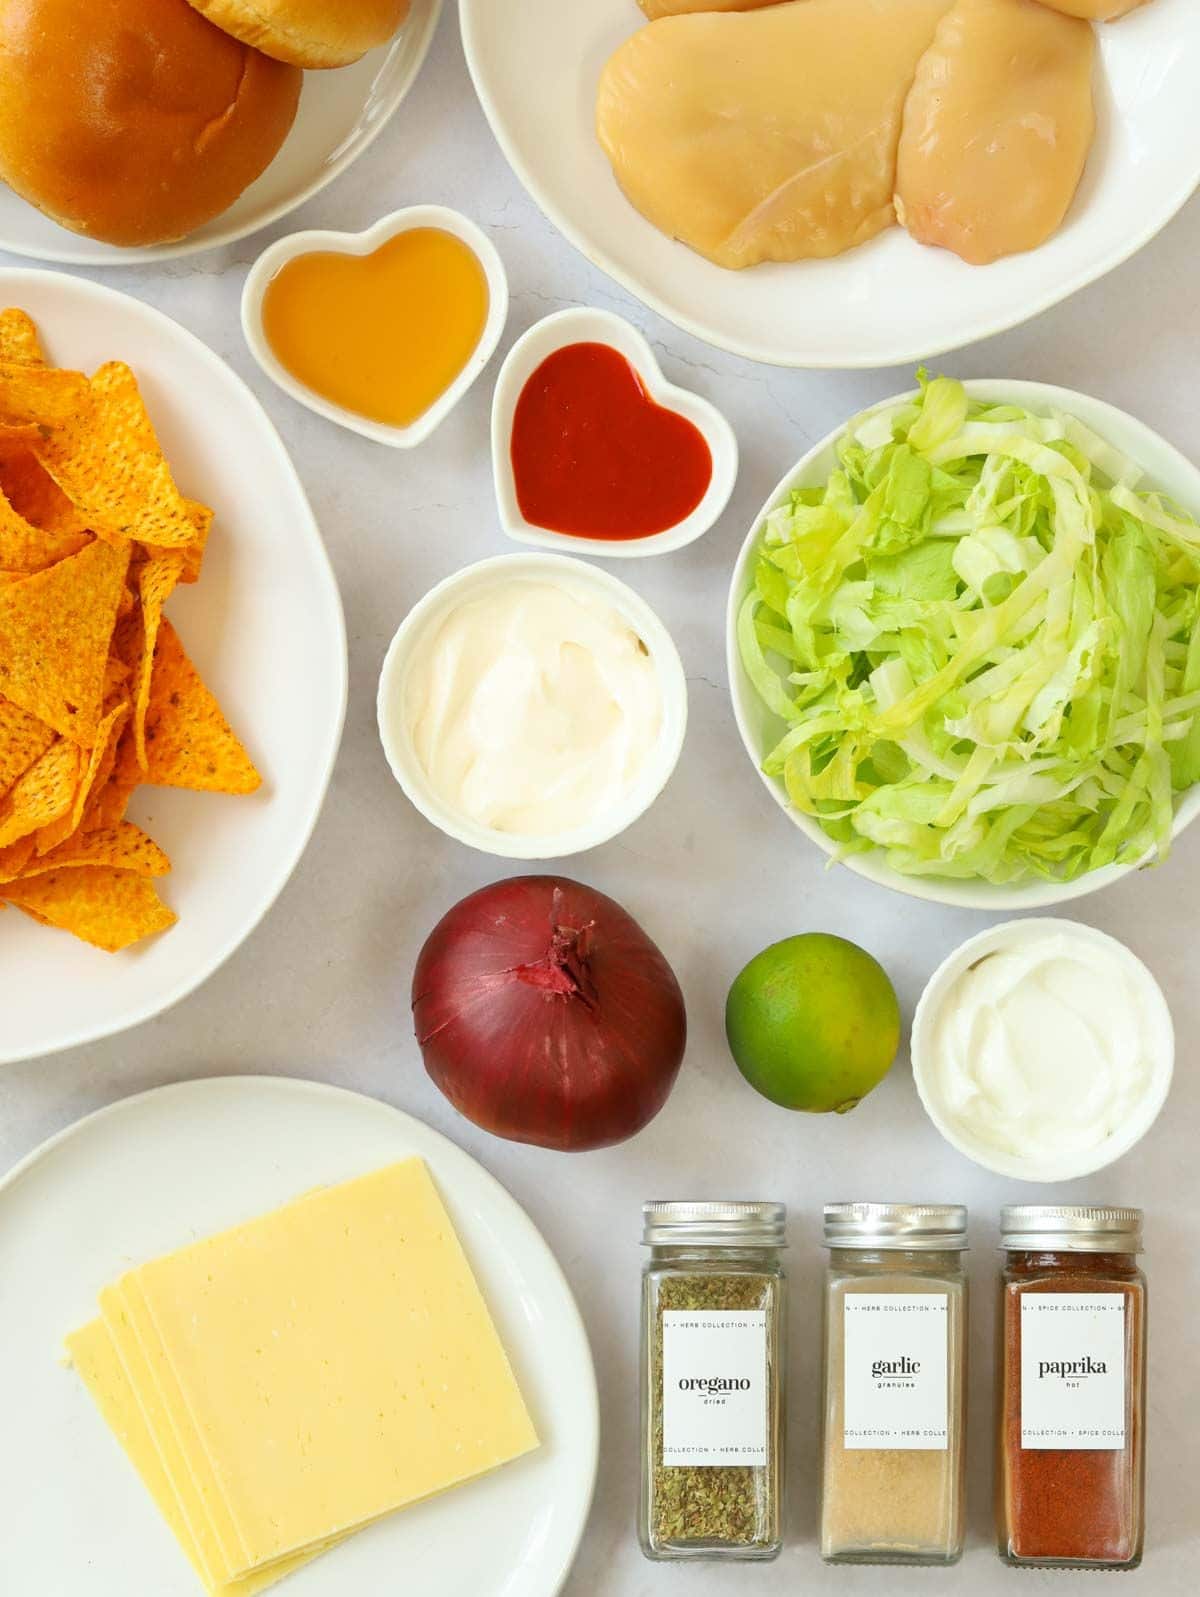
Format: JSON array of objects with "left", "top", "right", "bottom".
[{"left": 412, "top": 875, "right": 687, "bottom": 1151}]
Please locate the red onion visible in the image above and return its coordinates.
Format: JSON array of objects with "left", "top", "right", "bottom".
[{"left": 412, "top": 875, "right": 687, "bottom": 1151}]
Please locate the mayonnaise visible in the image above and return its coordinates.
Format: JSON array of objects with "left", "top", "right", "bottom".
[
  {"left": 403, "top": 576, "right": 663, "bottom": 835},
  {"left": 923, "top": 927, "right": 1167, "bottom": 1166}
]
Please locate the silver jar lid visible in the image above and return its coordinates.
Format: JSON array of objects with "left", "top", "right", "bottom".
[
  {"left": 823, "top": 1202, "right": 968, "bottom": 1250},
  {"left": 1001, "top": 1205, "right": 1143, "bottom": 1253},
  {"left": 642, "top": 1200, "right": 787, "bottom": 1249}
]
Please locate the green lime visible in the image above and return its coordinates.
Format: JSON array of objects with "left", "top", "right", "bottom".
[{"left": 725, "top": 933, "right": 900, "bottom": 1114}]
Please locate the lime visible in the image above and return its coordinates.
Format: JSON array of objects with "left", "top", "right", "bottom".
[{"left": 725, "top": 933, "right": 900, "bottom": 1114}]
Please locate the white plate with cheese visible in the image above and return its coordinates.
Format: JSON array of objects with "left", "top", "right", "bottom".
[
  {"left": 0, "top": 1076, "right": 598, "bottom": 1597},
  {"left": 460, "top": 0, "right": 1200, "bottom": 367}
]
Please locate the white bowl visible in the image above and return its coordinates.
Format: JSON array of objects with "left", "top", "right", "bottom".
[
  {"left": 377, "top": 552, "right": 688, "bottom": 858},
  {"left": 910, "top": 919, "right": 1174, "bottom": 1183},
  {"left": 461, "top": 0, "right": 1200, "bottom": 368},
  {"left": 726, "top": 378, "right": 1200, "bottom": 912},
  {"left": 0, "top": 0, "right": 442, "bottom": 267},
  {"left": 241, "top": 205, "right": 509, "bottom": 449},
  {"left": 490, "top": 307, "right": 737, "bottom": 558}
]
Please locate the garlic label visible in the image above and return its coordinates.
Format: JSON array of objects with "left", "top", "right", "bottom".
[{"left": 843, "top": 1294, "right": 949, "bottom": 1450}]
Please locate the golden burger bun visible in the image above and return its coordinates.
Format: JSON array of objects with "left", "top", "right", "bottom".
[
  {"left": 183, "top": 0, "right": 411, "bottom": 69},
  {"left": 0, "top": 0, "right": 302, "bottom": 248}
]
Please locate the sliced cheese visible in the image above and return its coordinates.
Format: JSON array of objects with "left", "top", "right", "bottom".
[
  {"left": 66, "top": 1318, "right": 323, "bottom": 1597},
  {"left": 101, "top": 1277, "right": 253, "bottom": 1583},
  {"left": 118, "top": 1159, "right": 538, "bottom": 1576}
]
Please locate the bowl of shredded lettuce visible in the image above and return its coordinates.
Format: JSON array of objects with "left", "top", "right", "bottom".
[{"left": 727, "top": 376, "right": 1200, "bottom": 908}]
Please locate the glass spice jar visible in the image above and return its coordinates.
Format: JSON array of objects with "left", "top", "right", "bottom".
[
  {"left": 997, "top": 1205, "right": 1147, "bottom": 1571},
  {"left": 638, "top": 1200, "right": 786, "bottom": 1561},
  {"left": 819, "top": 1202, "right": 968, "bottom": 1566}
]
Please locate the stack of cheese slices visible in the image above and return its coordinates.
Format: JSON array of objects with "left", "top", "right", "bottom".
[{"left": 66, "top": 1159, "right": 538, "bottom": 1596}]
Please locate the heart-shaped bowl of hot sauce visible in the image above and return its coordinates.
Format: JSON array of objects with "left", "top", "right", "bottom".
[
  {"left": 491, "top": 307, "right": 738, "bottom": 558},
  {"left": 241, "top": 205, "right": 509, "bottom": 449}
]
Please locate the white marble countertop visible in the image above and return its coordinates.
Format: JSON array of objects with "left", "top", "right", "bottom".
[{"left": 2, "top": 9, "right": 1198, "bottom": 1594}]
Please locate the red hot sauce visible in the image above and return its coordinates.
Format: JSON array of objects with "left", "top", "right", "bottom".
[
  {"left": 997, "top": 1207, "right": 1147, "bottom": 1571},
  {"left": 509, "top": 341, "right": 712, "bottom": 541}
]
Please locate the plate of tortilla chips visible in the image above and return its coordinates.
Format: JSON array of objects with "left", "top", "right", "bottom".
[{"left": 0, "top": 270, "right": 346, "bottom": 1065}]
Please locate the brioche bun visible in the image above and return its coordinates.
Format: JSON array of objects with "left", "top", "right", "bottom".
[
  {"left": 184, "top": 0, "right": 411, "bottom": 69},
  {"left": 0, "top": 0, "right": 302, "bottom": 248}
]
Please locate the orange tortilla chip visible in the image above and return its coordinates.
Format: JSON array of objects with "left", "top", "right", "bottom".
[
  {"left": 109, "top": 611, "right": 141, "bottom": 675},
  {"left": 0, "top": 308, "right": 252, "bottom": 953},
  {"left": 178, "top": 500, "right": 213, "bottom": 584},
  {"left": 0, "top": 696, "right": 55, "bottom": 793},
  {"left": 34, "top": 701, "right": 128, "bottom": 854},
  {"left": 0, "top": 536, "right": 130, "bottom": 742},
  {"left": 33, "top": 362, "right": 197, "bottom": 547},
  {"left": 104, "top": 656, "right": 130, "bottom": 697},
  {"left": 0, "top": 737, "right": 78, "bottom": 848},
  {"left": 85, "top": 722, "right": 142, "bottom": 831},
  {"left": 20, "top": 820, "right": 168, "bottom": 878},
  {"left": 0, "top": 358, "right": 89, "bottom": 429},
  {"left": 138, "top": 619, "right": 261, "bottom": 795},
  {"left": 0, "top": 834, "right": 35, "bottom": 881},
  {"left": 1, "top": 865, "right": 176, "bottom": 952},
  {"left": 0, "top": 423, "right": 47, "bottom": 448},
  {"left": 0, "top": 448, "right": 90, "bottom": 539},
  {"left": 131, "top": 548, "right": 184, "bottom": 767},
  {"left": 0, "top": 309, "right": 45, "bottom": 366},
  {"left": 0, "top": 482, "right": 92, "bottom": 572}
]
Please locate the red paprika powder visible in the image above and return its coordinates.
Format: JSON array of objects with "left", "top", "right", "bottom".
[{"left": 997, "top": 1207, "right": 1146, "bottom": 1570}]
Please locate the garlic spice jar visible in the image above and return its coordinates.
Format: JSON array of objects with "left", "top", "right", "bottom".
[
  {"left": 638, "top": 1201, "right": 786, "bottom": 1561},
  {"left": 819, "top": 1203, "right": 968, "bottom": 1565},
  {"left": 997, "top": 1206, "right": 1147, "bottom": 1570}
]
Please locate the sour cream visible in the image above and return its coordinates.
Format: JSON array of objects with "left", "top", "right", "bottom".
[
  {"left": 402, "top": 576, "right": 663, "bottom": 835},
  {"left": 913, "top": 922, "right": 1173, "bottom": 1179}
]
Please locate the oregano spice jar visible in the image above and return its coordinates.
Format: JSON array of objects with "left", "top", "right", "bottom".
[
  {"left": 819, "top": 1202, "right": 968, "bottom": 1565},
  {"left": 997, "top": 1206, "right": 1147, "bottom": 1570},
  {"left": 638, "top": 1200, "right": 786, "bottom": 1561}
]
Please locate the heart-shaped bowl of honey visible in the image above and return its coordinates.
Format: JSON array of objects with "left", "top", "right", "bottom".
[
  {"left": 491, "top": 307, "right": 738, "bottom": 558},
  {"left": 242, "top": 205, "right": 508, "bottom": 449}
]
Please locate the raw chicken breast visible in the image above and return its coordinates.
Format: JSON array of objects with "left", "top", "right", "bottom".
[
  {"left": 1033, "top": 0, "right": 1148, "bottom": 17},
  {"left": 895, "top": 0, "right": 1095, "bottom": 265},
  {"left": 638, "top": 1, "right": 786, "bottom": 15},
  {"left": 597, "top": 0, "right": 954, "bottom": 270}
]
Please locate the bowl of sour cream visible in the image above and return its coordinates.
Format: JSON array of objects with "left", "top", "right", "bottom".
[
  {"left": 377, "top": 552, "right": 687, "bottom": 858},
  {"left": 911, "top": 919, "right": 1174, "bottom": 1184}
]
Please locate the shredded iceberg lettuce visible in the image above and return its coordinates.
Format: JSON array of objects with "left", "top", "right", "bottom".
[{"left": 739, "top": 375, "right": 1200, "bottom": 885}]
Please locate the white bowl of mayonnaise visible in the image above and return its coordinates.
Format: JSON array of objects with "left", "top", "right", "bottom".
[
  {"left": 377, "top": 553, "right": 687, "bottom": 858},
  {"left": 911, "top": 919, "right": 1174, "bottom": 1184}
]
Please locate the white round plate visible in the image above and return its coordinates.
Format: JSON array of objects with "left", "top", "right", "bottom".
[
  {"left": 0, "top": 0, "right": 442, "bottom": 266},
  {"left": 0, "top": 270, "right": 346, "bottom": 1063},
  {"left": 0, "top": 1077, "right": 598, "bottom": 1597},
  {"left": 460, "top": 0, "right": 1200, "bottom": 368}
]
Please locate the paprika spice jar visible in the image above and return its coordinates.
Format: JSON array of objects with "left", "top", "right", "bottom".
[{"left": 997, "top": 1206, "right": 1147, "bottom": 1570}]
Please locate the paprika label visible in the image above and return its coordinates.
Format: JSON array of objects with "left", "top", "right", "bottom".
[{"left": 1020, "top": 1294, "right": 1126, "bottom": 1450}]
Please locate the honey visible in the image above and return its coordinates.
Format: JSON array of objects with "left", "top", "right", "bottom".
[{"left": 261, "top": 227, "right": 489, "bottom": 430}]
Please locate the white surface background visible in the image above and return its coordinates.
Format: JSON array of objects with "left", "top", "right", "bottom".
[{"left": 1, "top": 9, "right": 1196, "bottom": 1592}]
